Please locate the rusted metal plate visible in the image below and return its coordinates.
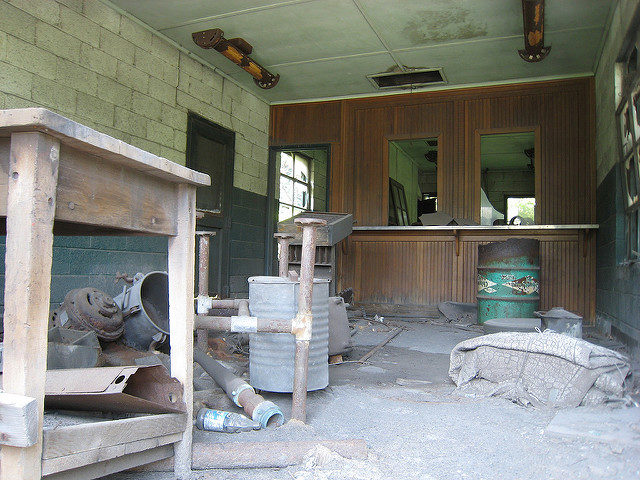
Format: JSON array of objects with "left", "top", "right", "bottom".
[{"left": 44, "top": 365, "right": 186, "bottom": 414}]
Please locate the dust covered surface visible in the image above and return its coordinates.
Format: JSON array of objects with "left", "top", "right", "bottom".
[{"left": 106, "top": 320, "right": 640, "bottom": 480}]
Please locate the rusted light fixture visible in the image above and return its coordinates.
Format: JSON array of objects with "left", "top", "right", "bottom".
[
  {"left": 518, "top": 0, "right": 551, "bottom": 62},
  {"left": 192, "top": 28, "right": 279, "bottom": 89}
]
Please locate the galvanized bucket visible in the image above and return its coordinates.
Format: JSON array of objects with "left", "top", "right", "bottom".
[
  {"left": 535, "top": 307, "right": 582, "bottom": 338},
  {"left": 114, "top": 271, "right": 170, "bottom": 350},
  {"left": 248, "top": 276, "right": 329, "bottom": 393},
  {"left": 477, "top": 238, "right": 540, "bottom": 324}
]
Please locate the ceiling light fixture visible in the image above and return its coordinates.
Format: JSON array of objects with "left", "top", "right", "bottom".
[
  {"left": 518, "top": 0, "right": 551, "bottom": 62},
  {"left": 192, "top": 28, "right": 279, "bottom": 89}
]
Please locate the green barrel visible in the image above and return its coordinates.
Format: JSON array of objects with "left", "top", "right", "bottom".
[{"left": 477, "top": 238, "right": 540, "bottom": 324}]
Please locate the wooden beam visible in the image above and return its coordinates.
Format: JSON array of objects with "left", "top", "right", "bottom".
[
  {"left": 167, "top": 184, "right": 196, "bottom": 478},
  {"left": 1, "top": 132, "right": 60, "bottom": 480},
  {"left": 0, "top": 392, "right": 38, "bottom": 447},
  {"left": 42, "top": 445, "right": 174, "bottom": 480},
  {"left": 41, "top": 433, "right": 182, "bottom": 476},
  {"left": 42, "top": 413, "right": 187, "bottom": 460}
]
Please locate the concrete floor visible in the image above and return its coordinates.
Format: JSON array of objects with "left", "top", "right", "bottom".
[{"left": 109, "top": 318, "right": 640, "bottom": 480}]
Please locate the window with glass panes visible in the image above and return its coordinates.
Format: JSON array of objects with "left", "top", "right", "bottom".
[
  {"left": 279, "top": 152, "right": 311, "bottom": 221},
  {"left": 616, "top": 30, "right": 640, "bottom": 261}
]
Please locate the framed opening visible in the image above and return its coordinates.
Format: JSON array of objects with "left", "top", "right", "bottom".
[
  {"left": 387, "top": 136, "right": 439, "bottom": 226},
  {"left": 476, "top": 128, "right": 540, "bottom": 225}
]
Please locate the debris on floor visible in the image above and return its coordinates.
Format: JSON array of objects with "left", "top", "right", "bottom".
[
  {"left": 438, "top": 301, "right": 477, "bottom": 324},
  {"left": 449, "top": 330, "right": 631, "bottom": 407}
]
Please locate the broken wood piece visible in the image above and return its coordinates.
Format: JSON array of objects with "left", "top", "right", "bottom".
[
  {"left": 0, "top": 392, "right": 38, "bottom": 447},
  {"left": 358, "top": 327, "right": 403, "bottom": 363}
]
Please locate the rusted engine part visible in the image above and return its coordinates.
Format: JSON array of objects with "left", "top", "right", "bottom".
[
  {"left": 52, "top": 287, "right": 124, "bottom": 341},
  {"left": 274, "top": 233, "right": 294, "bottom": 277},
  {"left": 192, "top": 28, "right": 279, "bottom": 89},
  {"left": 519, "top": 0, "right": 551, "bottom": 62},
  {"left": 193, "top": 349, "right": 284, "bottom": 428}
]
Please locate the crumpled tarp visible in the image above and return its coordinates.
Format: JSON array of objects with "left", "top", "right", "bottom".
[{"left": 449, "top": 331, "right": 630, "bottom": 407}]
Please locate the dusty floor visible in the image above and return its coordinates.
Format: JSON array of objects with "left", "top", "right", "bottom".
[{"left": 109, "top": 318, "right": 640, "bottom": 480}]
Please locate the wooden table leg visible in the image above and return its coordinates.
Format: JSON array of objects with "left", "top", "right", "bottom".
[
  {"left": 1, "top": 132, "right": 60, "bottom": 480},
  {"left": 168, "top": 184, "right": 196, "bottom": 479}
]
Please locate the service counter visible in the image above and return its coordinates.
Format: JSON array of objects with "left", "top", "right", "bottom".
[{"left": 340, "top": 225, "right": 598, "bottom": 323}]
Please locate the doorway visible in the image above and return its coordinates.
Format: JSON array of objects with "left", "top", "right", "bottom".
[{"left": 186, "top": 113, "right": 235, "bottom": 297}]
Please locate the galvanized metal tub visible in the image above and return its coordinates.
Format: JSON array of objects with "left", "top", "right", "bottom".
[
  {"left": 477, "top": 238, "right": 540, "bottom": 324},
  {"left": 248, "top": 276, "right": 329, "bottom": 393}
]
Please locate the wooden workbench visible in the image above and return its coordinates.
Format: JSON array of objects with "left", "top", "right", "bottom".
[{"left": 0, "top": 108, "right": 210, "bottom": 479}]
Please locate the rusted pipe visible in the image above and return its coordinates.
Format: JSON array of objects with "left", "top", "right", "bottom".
[
  {"left": 274, "top": 233, "right": 294, "bottom": 278},
  {"left": 193, "top": 349, "right": 284, "bottom": 428},
  {"left": 290, "top": 217, "right": 326, "bottom": 422},
  {"left": 194, "top": 315, "right": 292, "bottom": 334},
  {"left": 196, "top": 231, "right": 216, "bottom": 350}
]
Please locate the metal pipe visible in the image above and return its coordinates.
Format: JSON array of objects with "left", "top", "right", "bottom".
[
  {"left": 194, "top": 315, "right": 292, "bottom": 334},
  {"left": 193, "top": 349, "right": 284, "bottom": 428},
  {"left": 274, "top": 233, "right": 294, "bottom": 278},
  {"left": 196, "top": 231, "right": 216, "bottom": 350},
  {"left": 237, "top": 299, "right": 250, "bottom": 316},
  {"left": 290, "top": 217, "right": 326, "bottom": 422}
]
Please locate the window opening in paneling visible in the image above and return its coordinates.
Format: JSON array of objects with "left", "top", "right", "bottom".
[
  {"left": 276, "top": 149, "right": 329, "bottom": 222},
  {"left": 388, "top": 137, "right": 438, "bottom": 226},
  {"left": 480, "top": 132, "right": 536, "bottom": 225}
]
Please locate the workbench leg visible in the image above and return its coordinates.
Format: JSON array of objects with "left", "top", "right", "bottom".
[
  {"left": 168, "top": 184, "right": 196, "bottom": 479},
  {"left": 1, "top": 132, "right": 60, "bottom": 480}
]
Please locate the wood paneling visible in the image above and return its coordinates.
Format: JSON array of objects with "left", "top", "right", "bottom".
[
  {"left": 344, "top": 228, "right": 596, "bottom": 323},
  {"left": 270, "top": 78, "right": 595, "bottom": 225},
  {"left": 270, "top": 78, "right": 597, "bottom": 315}
]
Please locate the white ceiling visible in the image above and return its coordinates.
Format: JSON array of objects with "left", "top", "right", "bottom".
[{"left": 109, "top": 0, "right": 615, "bottom": 104}]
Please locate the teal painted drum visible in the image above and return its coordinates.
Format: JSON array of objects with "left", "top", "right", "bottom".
[{"left": 477, "top": 238, "right": 540, "bottom": 324}]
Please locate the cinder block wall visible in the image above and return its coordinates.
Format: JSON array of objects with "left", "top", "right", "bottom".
[
  {"left": 594, "top": 0, "right": 640, "bottom": 354},
  {"left": 0, "top": 0, "right": 271, "bottom": 309}
]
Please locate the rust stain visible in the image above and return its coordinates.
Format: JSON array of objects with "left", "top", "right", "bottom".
[
  {"left": 534, "top": 4, "right": 541, "bottom": 24},
  {"left": 528, "top": 29, "right": 543, "bottom": 46}
]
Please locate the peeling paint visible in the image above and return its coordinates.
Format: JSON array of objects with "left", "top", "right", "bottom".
[{"left": 402, "top": 3, "right": 487, "bottom": 45}]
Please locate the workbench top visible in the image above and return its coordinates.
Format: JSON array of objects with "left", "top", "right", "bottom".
[{"left": 0, "top": 108, "right": 210, "bottom": 187}]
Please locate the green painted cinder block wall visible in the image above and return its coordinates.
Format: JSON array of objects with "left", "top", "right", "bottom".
[{"left": 594, "top": 0, "right": 640, "bottom": 352}]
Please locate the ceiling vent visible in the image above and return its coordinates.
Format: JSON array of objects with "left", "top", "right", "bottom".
[{"left": 367, "top": 68, "right": 446, "bottom": 90}]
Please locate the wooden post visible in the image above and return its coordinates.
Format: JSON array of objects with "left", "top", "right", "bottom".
[
  {"left": 1, "top": 132, "right": 60, "bottom": 480},
  {"left": 168, "top": 184, "right": 196, "bottom": 478}
]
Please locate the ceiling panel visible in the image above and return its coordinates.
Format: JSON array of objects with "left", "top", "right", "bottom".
[
  {"left": 110, "top": 0, "right": 312, "bottom": 30},
  {"left": 161, "top": 0, "right": 385, "bottom": 66},
  {"left": 254, "top": 53, "right": 397, "bottom": 102}
]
